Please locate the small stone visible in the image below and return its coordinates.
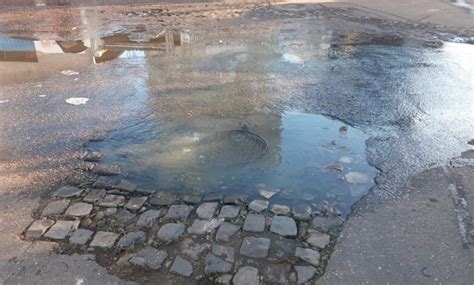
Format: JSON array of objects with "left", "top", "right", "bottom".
[
  {"left": 188, "top": 219, "right": 221, "bottom": 235},
  {"left": 223, "top": 193, "right": 247, "bottom": 205},
  {"left": 294, "top": 265, "right": 317, "bottom": 283},
  {"left": 216, "top": 222, "right": 240, "bottom": 242},
  {"left": 125, "top": 196, "right": 148, "bottom": 212},
  {"left": 41, "top": 200, "right": 70, "bottom": 217},
  {"left": 212, "top": 244, "right": 234, "bottom": 263},
  {"left": 65, "top": 202, "right": 93, "bottom": 217},
  {"left": 83, "top": 189, "right": 107, "bottom": 203},
  {"left": 25, "top": 219, "right": 55, "bottom": 238},
  {"left": 129, "top": 246, "right": 168, "bottom": 269},
  {"left": 93, "top": 164, "right": 122, "bottom": 176},
  {"left": 270, "top": 216, "right": 297, "bottom": 237},
  {"left": 53, "top": 186, "right": 83, "bottom": 198},
  {"left": 83, "top": 151, "right": 102, "bottom": 162},
  {"left": 150, "top": 191, "right": 177, "bottom": 206},
  {"left": 114, "top": 179, "right": 137, "bottom": 192},
  {"left": 92, "top": 176, "right": 118, "bottom": 189},
  {"left": 204, "top": 253, "right": 233, "bottom": 273},
  {"left": 233, "top": 266, "right": 259, "bottom": 285},
  {"left": 310, "top": 216, "right": 344, "bottom": 232},
  {"left": 325, "top": 162, "right": 343, "bottom": 172},
  {"left": 292, "top": 204, "right": 312, "bottom": 221},
  {"left": 44, "top": 220, "right": 79, "bottom": 240},
  {"left": 114, "top": 209, "right": 137, "bottom": 226},
  {"left": 306, "top": 230, "right": 331, "bottom": 249},
  {"left": 164, "top": 205, "right": 193, "bottom": 221},
  {"left": 240, "top": 237, "right": 270, "bottom": 258},
  {"left": 180, "top": 238, "right": 209, "bottom": 260},
  {"left": 295, "top": 247, "right": 320, "bottom": 266},
  {"left": 344, "top": 171, "right": 370, "bottom": 184},
  {"left": 196, "top": 202, "right": 218, "bottom": 219},
  {"left": 248, "top": 200, "right": 269, "bottom": 213},
  {"left": 181, "top": 195, "right": 201, "bottom": 204},
  {"left": 271, "top": 204, "right": 290, "bottom": 215},
  {"left": 136, "top": 209, "right": 163, "bottom": 227},
  {"left": 170, "top": 256, "right": 193, "bottom": 277},
  {"left": 157, "top": 223, "right": 186, "bottom": 241},
  {"left": 218, "top": 205, "right": 240, "bottom": 219},
  {"left": 243, "top": 213, "right": 265, "bottom": 232},
  {"left": 69, "top": 229, "right": 94, "bottom": 245},
  {"left": 98, "top": 194, "right": 126, "bottom": 207},
  {"left": 90, "top": 231, "right": 120, "bottom": 248},
  {"left": 264, "top": 263, "right": 291, "bottom": 284},
  {"left": 259, "top": 188, "right": 279, "bottom": 199},
  {"left": 117, "top": 231, "right": 146, "bottom": 248}
]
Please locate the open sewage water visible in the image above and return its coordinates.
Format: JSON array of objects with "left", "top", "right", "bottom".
[{"left": 1, "top": 29, "right": 473, "bottom": 216}]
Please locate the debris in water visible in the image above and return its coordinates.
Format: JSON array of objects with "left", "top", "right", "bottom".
[
  {"left": 61, "top": 70, "right": 80, "bottom": 76},
  {"left": 339, "top": 126, "right": 348, "bottom": 135},
  {"left": 282, "top": 53, "right": 303, "bottom": 64},
  {"left": 325, "top": 162, "right": 344, "bottom": 172},
  {"left": 66, "top": 97, "right": 90, "bottom": 105},
  {"left": 38, "top": 95, "right": 47, "bottom": 98},
  {"left": 344, "top": 171, "right": 370, "bottom": 184},
  {"left": 0, "top": 100, "right": 9, "bottom": 104},
  {"left": 338, "top": 156, "right": 352, "bottom": 164}
]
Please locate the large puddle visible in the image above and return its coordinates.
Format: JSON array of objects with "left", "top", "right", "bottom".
[{"left": 1, "top": 27, "right": 473, "bottom": 215}]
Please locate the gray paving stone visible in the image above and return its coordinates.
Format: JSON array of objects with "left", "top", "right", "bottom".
[
  {"left": 44, "top": 220, "right": 79, "bottom": 240},
  {"left": 65, "top": 202, "right": 93, "bottom": 217},
  {"left": 113, "top": 209, "right": 137, "bottom": 226},
  {"left": 271, "top": 204, "right": 290, "bottom": 215},
  {"left": 150, "top": 191, "right": 177, "bottom": 206},
  {"left": 270, "top": 216, "right": 297, "bottom": 237},
  {"left": 294, "top": 265, "right": 317, "bottom": 284},
  {"left": 204, "top": 253, "right": 233, "bottom": 274},
  {"left": 92, "top": 176, "right": 118, "bottom": 189},
  {"left": 180, "top": 195, "right": 201, "bottom": 204},
  {"left": 83, "top": 151, "right": 102, "bottom": 162},
  {"left": 212, "top": 244, "right": 234, "bottom": 263},
  {"left": 310, "top": 215, "right": 344, "bottom": 232},
  {"left": 218, "top": 205, "right": 240, "bottom": 219},
  {"left": 306, "top": 230, "right": 331, "bottom": 249},
  {"left": 93, "top": 164, "right": 122, "bottom": 176},
  {"left": 129, "top": 246, "right": 168, "bottom": 269},
  {"left": 136, "top": 209, "right": 163, "bottom": 228},
  {"left": 264, "top": 263, "right": 292, "bottom": 284},
  {"left": 41, "top": 200, "right": 70, "bottom": 217},
  {"left": 233, "top": 266, "right": 259, "bottom": 285},
  {"left": 114, "top": 179, "right": 138, "bottom": 192},
  {"left": 117, "top": 231, "right": 146, "bottom": 248},
  {"left": 90, "top": 231, "right": 120, "bottom": 248},
  {"left": 53, "top": 186, "right": 83, "bottom": 198},
  {"left": 259, "top": 188, "right": 280, "bottom": 199},
  {"left": 180, "top": 238, "right": 210, "bottom": 261},
  {"left": 240, "top": 237, "right": 271, "bottom": 258},
  {"left": 156, "top": 223, "right": 186, "bottom": 241},
  {"left": 295, "top": 247, "right": 320, "bottom": 266},
  {"left": 125, "top": 196, "right": 148, "bottom": 212},
  {"left": 292, "top": 204, "right": 312, "bottom": 221},
  {"left": 271, "top": 238, "right": 296, "bottom": 261},
  {"left": 25, "top": 219, "right": 55, "bottom": 238},
  {"left": 196, "top": 202, "right": 218, "bottom": 219},
  {"left": 170, "top": 256, "right": 193, "bottom": 277},
  {"left": 243, "top": 213, "right": 265, "bottom": 232},
  {"left": 223, "top": 193, "right": 247, "bottom": 205},
  {"left": 98, "top": 194, "right": 126, "bottom": 207},
  {"left": 83, "top": 189, "right": 107, "bottom": 203},
  {"left": 248, "top": 199, "right": 269, "bottom": 213},
  {"left": 216, "top": 222, "right": 240, "bottom": 242},
  {"left": 188, "top": 219, "right": 221, "bottom": 235},
  {"left": 203, "top": 194, "right": 223, "bottom": 202},
  {"left": 164, "top": 205, "right": 193, "bottom": 221},
  {"left": 69, "top": 229, "right": 94, "bottom": 245}
]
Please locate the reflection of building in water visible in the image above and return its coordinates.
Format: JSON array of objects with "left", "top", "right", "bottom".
[{"left": 0, "top": 32, "right": 192, "bottom": 85}]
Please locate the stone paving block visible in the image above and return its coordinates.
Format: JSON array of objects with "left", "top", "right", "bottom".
[
  {"left": 218, "top": 205, "right": 240, "bottom": 219},
  {"left": 223, "top": 193, "right": 247, "bottom": 205},
  {"left": 125, "top": 196, "right": 148, "bottom": 212},
  {"left": 98, "top": 194, "right": 126, "bottom": 207},
  {"left": 240, "top": 236, "right": 270, "bottom": 258},
  {"left": 294, "top": 265, "right": 317, "bottom": 284},
  {"left": 295, "top": 247, "right": 320, "bottom": 266},
  {"left": 292, "top": 204, "right": 312, "bottom": 221},
  {"left": 44, "top": 220, "right": 79, "bottom": 240},
  {"left": 83, "top": 151, "right": 102, "bottom": 162},
  {"left": 204, "top": 253, "right": 233, "bottom": 274},
  {"left": 310, "top": 215, "right": 344, "bottom": 232},
  {"left": 65, "top": 202, "right": 93, "bottom": 217},
  {"left": 83, "top": 189, "right": 107, "bottom": 203},
  {"left": 270, "top": 215, "right": 297, "bottom": 237},
  {"left": 69, "top": 229, "right": 94, "bottom": 245},
  {"left": 216, "top": 222, "right": 240, "bottom": 242},
  {"left": 90, "top": 231, "right": 120, "bottom": 248},
  {"left": 233, "top": 266, "right": 259, "bottom": 285},
  {"left": 93, "top": 164, "right": 122, "bottom": 176},
  {"left": 180, "top": 238, "right": 210, "bottom": 261},
  {"left": 188, "top": 219, "right": 221, "bottom": 235},
  {"left": 196, "top": 202, "right": 218, "bottom": 219},
  {"left": 92, "top": 177, "right": 118, "bottom": 189},
  {"left": 212, "top": 244, "right": 234, "bottom": 263},
  {"left": 129, "top": 246, "right": 168, "bottom": 269},
  {"left": 271, "top": 204, "right": 290, "bottom": 215},
  {"left": 53, "top": 186, "right": 83, "bottom": 198},
  {"left": 114, "top": 179, "right": 137, "bottom": 192},
  {"left": 181, "top": 195, "right": 202, "bottom": 204},
  {"left": 41, "top": 200, "right": 70, "bottom": 217},
  {"left": 157, "top": 223, "right": 186, "bottom": 241},
  {"left": 306, "top": 229, "right": 331, "bottom": 249},
  {"left": 263, "top": 263, "right": 292, "bottom": 284},
  {"left": 243, "top": 213, "right": 265, "bottom": 232},
  {"left": 248, "top": 199, "right": 269, "bottom": 213},
  {"left": 170, "top": 256, "right": 193, "bottom": 277},
  {"left": 150, "top": 191, "right": 177, "bottom": 206},
  {"left": 164, "top": 205, "right": 193, "bottom": 221},
  {"left": 259, "top": 188, "right": 279, "bottom": 199},
  {"left": 117, "top": 231, "right": 147, "bottom": 248},
  {"left": 136, "top": 209, "right": 163, "bottom": 228},
  {"left": 25, "top": 219, "right": 55, "bottom": 238}
]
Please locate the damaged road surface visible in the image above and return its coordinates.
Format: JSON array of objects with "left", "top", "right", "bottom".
[{"left": 0, "top": 0, "right": 473, "bottom": 284}]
